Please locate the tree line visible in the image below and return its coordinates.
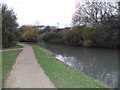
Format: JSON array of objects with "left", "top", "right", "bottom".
[
  {"left": 2, "top": 1, "right": 120, "bottom": 48},
  {"left": 35, "top": 1, "right": 119, "bottom": 48}
]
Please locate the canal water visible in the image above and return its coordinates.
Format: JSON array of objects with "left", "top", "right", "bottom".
[{"left": 40, "top": 43, "right": 118, "bottom": 88}]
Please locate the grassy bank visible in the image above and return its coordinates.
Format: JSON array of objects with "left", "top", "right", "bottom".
[
  {"left": 2, "top": 50, "right": 22, "bottom": 87},
  {"left": 31, "top": 44, "right": 110, "bottom": 88},
  {"left": 0, "top": 52, "right": 2, "bottom": 89}
]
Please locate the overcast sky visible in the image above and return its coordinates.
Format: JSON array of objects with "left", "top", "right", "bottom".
[
  {"left": 1, "top": 0, "right": 79, "bottom": 28},
  {"left": 1, "top": 0, "right": 117, "bottom": 28}
]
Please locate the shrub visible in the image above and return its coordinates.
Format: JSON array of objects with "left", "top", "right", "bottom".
[
  {"left": 20, "top": 25, "right": 39, "bottom": 42},
  {"left": 37, "top": 31, "right": 57, "bottom": 42},
  {"left": 83, "top": 39, "right": 92, "bottom": 47}
]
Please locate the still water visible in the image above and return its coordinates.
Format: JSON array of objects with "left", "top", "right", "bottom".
[{"left": 40, "top": 43, "right": 118, "bottom": 88}]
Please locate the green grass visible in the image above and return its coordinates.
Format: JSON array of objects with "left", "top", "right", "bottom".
[
  {"left": 0, "top": 52, "right": 2, "bottom": 89},
  {"left": 2, "top": 50, "right": 22, "bottom": 87},
  {"left": 31, "top": 44, "right": 110, "bottom": 88}
]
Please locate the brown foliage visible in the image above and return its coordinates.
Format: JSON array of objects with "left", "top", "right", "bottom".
[{"left": 20, "top": 25, "right": 39, "bottom": 42}]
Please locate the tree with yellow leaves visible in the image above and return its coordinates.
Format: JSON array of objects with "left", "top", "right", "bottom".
[{"left": 19, "top": 25, "right": 39, "bottom": 42}]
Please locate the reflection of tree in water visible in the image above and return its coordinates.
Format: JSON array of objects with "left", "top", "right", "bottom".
[
  {"left": 43, "top": 43, "right": 118, "bottom": 88},
  {"left": 56, "top": 54, "right": 118, "bottom": 87}
]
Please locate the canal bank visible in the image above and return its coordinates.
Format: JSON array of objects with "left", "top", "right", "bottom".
[
  {"left": 29, "top": 43, "right": 110, "bottom": 88},
  {"left": 42, "top": 43, "right": 118, "bottom": 88}
]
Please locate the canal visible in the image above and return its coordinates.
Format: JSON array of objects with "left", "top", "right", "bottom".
[{"left": 40, "top": 43, "right": 118, "bottom": 88}]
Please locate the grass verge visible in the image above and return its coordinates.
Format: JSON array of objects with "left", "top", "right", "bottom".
[
  {"left": 31, "top": 44, "right": 110, "bottom": 88},
  {"left": 2, "top": 50, "right": 22, "bottom": 87},
  {"left": 0, "top": 52, "right": 2, "bottom": 89}
]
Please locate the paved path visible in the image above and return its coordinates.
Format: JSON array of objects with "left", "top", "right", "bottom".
[{"left": 5, "top": 44, "right": 55, "bottom": 88}]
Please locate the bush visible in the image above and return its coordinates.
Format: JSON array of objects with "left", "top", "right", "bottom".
[
  {"left": 37, "top": 31, "right": 57, "bottom": 42},
  {"left": 20, "top": 25, "right": 39, "bottom": 42},
  {"left": 37, "top": 26, "right": 83, "bottom": 45},
  {"left": 83, "top": 39, "right": 92, "bottom": 47}
]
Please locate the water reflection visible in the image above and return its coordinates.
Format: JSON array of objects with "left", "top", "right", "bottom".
[{"left": 41, "top": 43, "right": 118, "bottom": 88}]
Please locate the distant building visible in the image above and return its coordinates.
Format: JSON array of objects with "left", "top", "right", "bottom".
[{"left": 34, "top": 25, "right": 45, "bottom": 30}]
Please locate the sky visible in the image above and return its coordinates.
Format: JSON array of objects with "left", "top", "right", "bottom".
[
  {"left": 1, "top": 0, "right": 118, "bottom": 28},
  {"left": 1, "top": 0, "right": 78, "bottom": 28}
]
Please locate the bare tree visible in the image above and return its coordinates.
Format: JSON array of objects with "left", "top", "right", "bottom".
[{"left": 72, "top": 1, "right": 117, "bottom": 26}]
